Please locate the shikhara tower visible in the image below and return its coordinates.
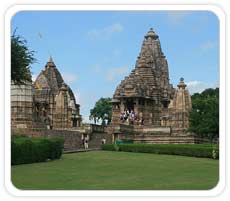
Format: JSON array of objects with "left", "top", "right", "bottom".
[
  {"left": 11, "top": 57, "right": 82, "bottom": 130},
  {"left": 111, "top": 28, "right": 191, "bottom": 134}
]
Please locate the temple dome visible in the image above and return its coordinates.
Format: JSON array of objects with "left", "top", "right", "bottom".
[{"left": 34, "top": 57, "right": 64, "bottom": 93}]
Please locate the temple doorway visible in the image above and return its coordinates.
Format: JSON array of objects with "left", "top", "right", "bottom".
[
  {"left": 72, "top": 118, "right": 77, "bottom": 127},
  {"left": 125, "top": 99, "right": 135, "bottom": 112}
]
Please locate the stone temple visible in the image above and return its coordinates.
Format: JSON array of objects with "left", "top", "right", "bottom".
[
  {"left": 11, "top": 28, "right": 200, "bottom": 147},
  {"left": 11, "top": 57, "right": 82, "bottom": 130},
  {"left": 109, "top": 28, "right": 193, "bottom": 143}
]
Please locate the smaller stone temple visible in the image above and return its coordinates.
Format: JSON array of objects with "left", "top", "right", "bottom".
[
  {"left": 11, "top": 57, "right": 82, "bottom": 130},
  {"left": 164, "top": 77, "right": 192, "bottom": 131},
  {"left": 109, "top": 28, "right": 193, "bottom": 143},
  {"left": 11, "top": 57, "right": 113, "bottom": 152}
]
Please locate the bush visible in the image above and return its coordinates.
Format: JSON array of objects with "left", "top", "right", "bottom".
[
  {"left": 11, "top": 137, "right": 64, "bottom": 165},
  {"left": 101, "top": 144, "right": 117, "bottom": 151},
  {"left": 101, "top": 144, "right": 219, "bottom": 159}
]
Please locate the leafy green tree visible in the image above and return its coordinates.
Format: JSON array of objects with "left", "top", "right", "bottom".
[
  {"left": 89, "top": 97, "right": 112, "bottom": 125},
  {"left": 188, "top": 88, "right": 219, "bottom": 142},
  {"left": 11, "top": 32, "right": 36, "bottom": 84}
]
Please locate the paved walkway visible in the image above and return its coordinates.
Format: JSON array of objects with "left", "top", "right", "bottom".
[{"left": 64, "top": 148, "right": 101, "bottom": 154}]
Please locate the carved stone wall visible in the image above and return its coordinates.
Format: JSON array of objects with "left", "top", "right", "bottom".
[{"left": 12, "top": 126, "right": 112, "bottom": 151}]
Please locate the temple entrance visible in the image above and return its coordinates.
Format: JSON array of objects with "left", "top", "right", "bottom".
[
  {"left": 125, "top": 99, "right": 135, "bottom": 112},
  {"left": 72, "top": 118, "right": 77, "bottom": 127},
  {"left": 162, "top": 100, "right": 170, "bottom": 108}
]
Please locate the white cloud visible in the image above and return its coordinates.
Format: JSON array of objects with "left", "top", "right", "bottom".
[
  {"left": 166, "top": 11, "right": 191, "bottom": 25},
  {"left": 63, "top": 73, "right": 78, "bottom": 84},
  {"left": 32, "top": 74, "right": 37, "bottom": 82},
  {"left": 82, "top": 116, "right": 92, "bottom": 124},
  {"left": 106, "top": 66, "right": 129, "bottom": 82},
  {"left": 200, "top": 41, "right": 216, "bottom": 52},
  {"left": 74, "top": 91, "right": 81, "bottom": 104},
  {"left": 88, "top": 23, "right": 123, "bottom": 39},
  {"left": 186, "top": 80, "right": 218, "bottom": 94}
]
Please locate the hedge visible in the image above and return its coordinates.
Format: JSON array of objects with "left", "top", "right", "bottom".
[
  {"left": 11, "top": 137, "right": 64, "bottom": 165},
  {"left": 101, "top": 144, "right": 219, "bottom": 159}
]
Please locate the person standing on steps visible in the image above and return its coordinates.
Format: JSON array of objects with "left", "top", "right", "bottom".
[
  {"left": 84, "top": 138, "right": 89, "bottom": 150},
  {"left": 101, "top": 138, "right": 106, "bottom": 145}
]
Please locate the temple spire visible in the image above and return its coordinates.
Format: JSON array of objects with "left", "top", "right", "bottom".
[
  {"left": 49, "top": 55, "right": 54, "bottom": 63},
  {"left": 177, "top": 77, "right": 187, "bottom": 89},
  {"left": 144, "top": 28, "right": 159, "bottom": 40},
  {"left": 45, "top": 55, "right": 56, "bottom": 68}
]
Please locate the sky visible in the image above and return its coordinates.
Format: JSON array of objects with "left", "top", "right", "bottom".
[{"left": 11, "top": 11, "right": 219, "bottom": 123}]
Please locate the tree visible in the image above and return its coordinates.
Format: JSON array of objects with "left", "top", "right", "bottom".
[
  {"left": 11, "top": 31, "right": 36, "bottom": 84},
  {"left": 188, "top": 88, "right": 219, "bottom": 142},
  {"left": 89, "top": 97, "right": 112, "bottom": 125}
]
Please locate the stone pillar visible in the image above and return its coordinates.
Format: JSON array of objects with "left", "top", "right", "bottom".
[
  {"left": 53, "top": 83, "right": 69, "bottom": 129},
  {"left": 134, "top": 98, "right": 138, "bottom": 114},
  {"left": 120, "top": 99, "right": 125, "bottom": 112},
  {"left": 111, "top": 99, "right": 121, "bottom": 124}
]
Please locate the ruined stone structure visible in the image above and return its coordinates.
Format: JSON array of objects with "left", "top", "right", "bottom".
[
  {"left": 110, "top": 28, "right": 193, "bottom": 143},
  {"left": 11, "top": 57, "right": 82, "bottom": 130}
]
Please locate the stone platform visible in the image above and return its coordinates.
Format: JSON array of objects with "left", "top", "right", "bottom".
[{"left": 110, "top": 124, "right": 207, "bottom": 144}]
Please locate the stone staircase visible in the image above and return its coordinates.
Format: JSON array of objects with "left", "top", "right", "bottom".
[{"left": 64, "top": 148, "right": 101, "bottom": 154}]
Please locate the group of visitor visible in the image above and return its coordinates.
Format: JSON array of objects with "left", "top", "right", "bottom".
[{"left": 120, "top": 109, "right": 144, "bottom": 125}]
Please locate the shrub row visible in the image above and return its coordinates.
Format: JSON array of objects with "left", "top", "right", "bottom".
[
  {"left": 101, "top": 144, "right": 219, "bottom": 159},
  {"left": 11, "top": 137, "right": 64, "bottom": 165},
  {"left": 100, "top": 144, "right": 118, "bottom": 151}
]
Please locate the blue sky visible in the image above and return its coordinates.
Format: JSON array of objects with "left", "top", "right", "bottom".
[{"left": 11, "top": 11, "right": 219, "bottom": 123}]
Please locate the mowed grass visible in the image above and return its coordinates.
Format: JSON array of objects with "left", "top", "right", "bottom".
[{"left": 11, "top": 151, "right": 219, "bottom": 190}]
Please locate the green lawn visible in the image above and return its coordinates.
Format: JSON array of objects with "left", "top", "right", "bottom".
[{"left": 11, "top": 151, "right": 219, "bottom": 190}]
